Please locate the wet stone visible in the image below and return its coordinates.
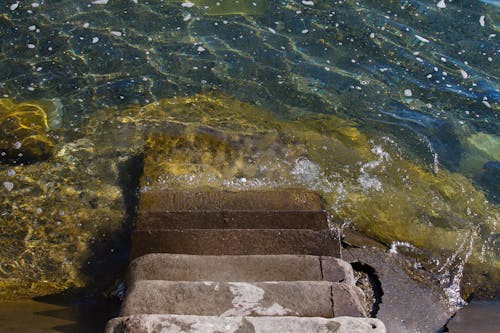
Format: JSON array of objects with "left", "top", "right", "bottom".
[
  {"left": 130, "top": 229, "right": 338, "bottom": 259},
  {"left": 137, "top": 189, "right": 324, "bottom": 212},
  {"left": 135, "top": 210, "right": 328, "bottom": 230},
  {"left": 343, "top": 247, "right": 453, "bottom": 333}
]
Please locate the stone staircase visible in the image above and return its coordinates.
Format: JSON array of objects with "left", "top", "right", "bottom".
[{"left": 105, "top": 190, "right": 386, "bottom": 333}]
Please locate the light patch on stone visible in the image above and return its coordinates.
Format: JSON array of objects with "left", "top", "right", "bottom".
[
  {"left": 133, "top": 315, "right": 243, "bottom": 333},
  {"left": 222, "top": 283, "right": 292, "bottom": 316}
]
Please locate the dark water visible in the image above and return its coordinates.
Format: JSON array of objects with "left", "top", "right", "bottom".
[
  {"left": 0, "top": 0, "right": 498, "bottom": 322},
  {"left": 0, "top": 298, "right": 118, "bottom": 333}
]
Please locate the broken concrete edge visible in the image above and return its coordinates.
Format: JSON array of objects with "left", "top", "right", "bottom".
[
  {"left": 343, "top": 247, "right": 456, "bottom": 333},
  {"left": 105, "top": 315, "right": 386, "bottom": 333}
]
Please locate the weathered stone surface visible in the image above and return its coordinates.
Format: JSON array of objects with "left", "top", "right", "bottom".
[
  {"left": 331, "top": 283, "right": 367, "bottom": 317},
  {"left": 343, "top": 247, "right": 453, "bottom": 333},
  {"left": 446, "top": 300, "right": 500, "bottom": 333},
  {"left": 120, "top": 281, "right": 336, "bottom": 317},
  {"left": 130, "top": 229, "right": 338, "bottom": 259},
  {"left": 127, "top": 254, "right": 354, "bottom": 285},
  {"left": 106, "top": 315, "right": 386, "bottom": 333},
  {"left": 135, "top": 210, "right": 328, "bottom": 230},
  {"left": 138, "top": 190, "right": 323, "bottom": 212}
]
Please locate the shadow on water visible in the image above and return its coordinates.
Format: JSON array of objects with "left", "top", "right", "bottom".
[
  {"left": 0, "top": 154, "right": 144, "bottom": 333},
  {"left": 0, "top": 295, "right": 120, "bottom": 333},
  {"left": 80, "top": 154, "right": 144, "bottom": 295}
]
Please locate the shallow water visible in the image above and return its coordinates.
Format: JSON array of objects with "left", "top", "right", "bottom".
[
  {"left": 0, "top": 0, "right": 498, "bottom": 311},
  {"left": 0, "top": 298, "right": 118, "bottom": 333}
]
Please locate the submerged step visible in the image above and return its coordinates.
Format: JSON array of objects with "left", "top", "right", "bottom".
[
  {"left": 138, "top": 190, "right": 324, "bottom": 212},
  {"left": 130, "top": 229, "right": 339, "bottom": 259},
  {"left": 127, "top": 254, "right": 355, "bottom": 285},
  {"left": 120, "top": 281, "right": 337, "bottom": 317},
  {"left": 106, "top": 315, "right": 386, "bottom": 333},
  {"left": 135, "top": 210, "right": 328, "bottom": 230}
]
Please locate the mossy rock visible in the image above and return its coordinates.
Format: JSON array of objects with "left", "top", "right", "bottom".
[{"left": 0, "top": 99, "right": 56, "bottom": 164}]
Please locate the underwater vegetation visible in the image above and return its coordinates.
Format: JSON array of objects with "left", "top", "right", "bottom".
[
  {"left": 0, "top": 99, "right": 60, "bottom": 164},
  {"left": 187, "top": 0, "right": 269, "bottom": 16}
]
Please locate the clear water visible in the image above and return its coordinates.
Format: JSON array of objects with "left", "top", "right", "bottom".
[{"left": 0, "top": 0, "right": 498, "bottom": 309}]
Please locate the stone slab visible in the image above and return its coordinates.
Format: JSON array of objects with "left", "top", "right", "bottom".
[
  {"left": 135, "top": 210, "right": 328, "bottom": 230},
  {"left": 106, "top": 315, "right": 386, "bottom": 333},
  {"left": 343, "top": 247, "right": 453, "bottom": 333},
  {"left": 130, "top": 229, "right": 339, "bottom": 259},
  {"left": 138, "top": 190, "right": 323, "bottom": 212},
  {"left": 127, "top": 254, "right": 353, "bottom": 285},
  {"left": 120, "top": 281, "right": 335, "bottom": 317}
]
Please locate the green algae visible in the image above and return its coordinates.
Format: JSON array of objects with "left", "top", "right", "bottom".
[
  {"left": 187, "top": 0, "right": 268, "bottom": 16},
  {"left": 0, "top": 99, "right": 58, "bottom": 164},
  {"left": 467, "top": 133, "right": 500, "bottom": 161}
]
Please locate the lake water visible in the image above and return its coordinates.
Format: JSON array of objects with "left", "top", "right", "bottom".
[{"left": 0, "top": 0, "right": 498, "bottom": 322}]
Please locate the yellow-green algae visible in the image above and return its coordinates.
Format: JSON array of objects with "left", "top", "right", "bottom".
[
  {"left": 0, "top": 92, "right": 498, "bottom": 300},
  {"left": 0, "top": 99, "right": 56, "bottom": 164},
  {"left": 467, "top": 133, "right": 500, "bottom": 161},
  {"left": 183, "top": 0, "right": 268, "bottom": 16}
]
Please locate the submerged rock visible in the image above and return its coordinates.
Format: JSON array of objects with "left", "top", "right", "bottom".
[
  {"left": 0, "top": 92, "right": 498, "bottom": 301},
  {"left": 0, "top": 99, "right": 60, "bottom": 164}
]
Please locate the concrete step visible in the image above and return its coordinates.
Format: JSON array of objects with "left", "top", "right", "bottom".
[
  {"left": 135, "top": 210, "right": 328, "bottom": 230},
  {"left": 127, "top": 254, "right": 355, "bottom": 285},
  {"left": 120, "top": 281, "right": 365, "bottom": 318},
  {"left": 106, "top": 315, "right": 386, "bottom": 333},
  {"left": 138, "top": 190, "right": 323, "bottom": 212},
  {"left": 130, "top": 229, "right": 339, "bottom": 259}
]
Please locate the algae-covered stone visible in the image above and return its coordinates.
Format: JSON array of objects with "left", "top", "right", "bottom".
[
  {"left": 0, "top": 99, "right": 58, "bottom": 164},
  {"left": 137, "top": 93, "right": 499, "bottom": 301}
]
